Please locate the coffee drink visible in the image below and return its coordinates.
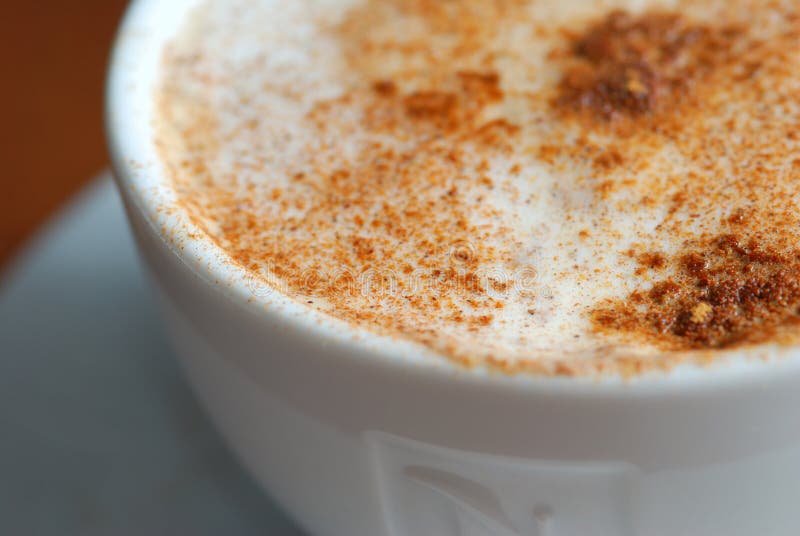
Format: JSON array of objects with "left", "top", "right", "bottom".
[{"left": 156, "top": 0, "right": 800, "bottom": 376}]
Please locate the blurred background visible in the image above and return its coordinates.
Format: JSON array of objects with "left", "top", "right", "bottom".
[
  {"left": 0, "top": 4, "right": 301, "bottom": 532},
  {"left": 0, "top": 0, "right": 128, "bottom": 266}
]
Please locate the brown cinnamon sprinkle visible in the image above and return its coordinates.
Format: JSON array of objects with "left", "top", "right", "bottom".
[
  {"left": 158, "top": 0, "right": 800, "bottom": 377},
  {"left": 593, "top": 235, "right": 800, "bottom": 350},
  {"left": 635, "top": 251, "right": 666, "bottom": 275},
  {"left": 556, "top": 10, "right": 744, "bottom": 120}
]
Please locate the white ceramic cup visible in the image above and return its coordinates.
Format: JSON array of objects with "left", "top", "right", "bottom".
[{"left": 106, "top": 1, "right": 800, "bottom": 535}]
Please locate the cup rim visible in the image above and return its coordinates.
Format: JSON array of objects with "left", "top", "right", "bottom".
[{"left": 104, "top": 0, "right": 800, "bottom": 394}]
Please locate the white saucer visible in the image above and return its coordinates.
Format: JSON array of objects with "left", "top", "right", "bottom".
[{"left": 0, "top": 175, "right": 305, "bottom": 535}]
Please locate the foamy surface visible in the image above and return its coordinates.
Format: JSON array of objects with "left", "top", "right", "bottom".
[{"left": 156, "top": 0, "right": 800, "bottom": 376}]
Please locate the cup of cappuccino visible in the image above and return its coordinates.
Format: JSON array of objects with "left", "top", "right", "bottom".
[{"left": 107, "top": 0, "right": 800, "bottom": 534}]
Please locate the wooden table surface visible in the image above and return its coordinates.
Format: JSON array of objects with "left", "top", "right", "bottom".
[{"left": 0, "top": 0, "right": 129, "bottom": 267}]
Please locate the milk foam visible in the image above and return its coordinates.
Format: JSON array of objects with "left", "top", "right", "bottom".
[{"left": 156, "top": 0, "right": 800, "bottom": 375}]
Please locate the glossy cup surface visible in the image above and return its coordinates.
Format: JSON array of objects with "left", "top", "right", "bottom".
[{"left": 106, "top": 1, "right": 800, "bottom": 534}]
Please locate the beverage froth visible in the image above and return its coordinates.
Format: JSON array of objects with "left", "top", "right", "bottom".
[{"left": 156, "top": 0, "right": 800, "bottom": 376}]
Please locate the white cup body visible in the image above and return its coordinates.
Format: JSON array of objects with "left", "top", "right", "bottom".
[{"left": 107, "top": 1, "right": 800, "bottom": 534}]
